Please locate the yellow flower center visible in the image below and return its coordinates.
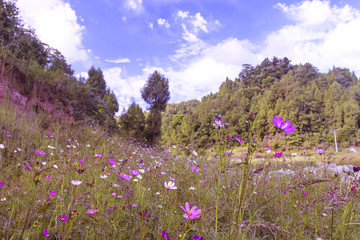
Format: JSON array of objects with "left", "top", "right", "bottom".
[
  {"left": 188, "top": 211, "right": 192, "bottom": 215},
  {"left": 167, "top": 186, "right": 171, "bottom": 189}
]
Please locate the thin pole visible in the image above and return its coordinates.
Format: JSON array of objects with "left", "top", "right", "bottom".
[{"left": 333, "top": 130, "right": 338, "bottom": 153}]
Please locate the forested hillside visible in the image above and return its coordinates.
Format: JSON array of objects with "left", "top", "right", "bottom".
[{"left": 162, "top": 57, "right": 360, "bottom": 149}]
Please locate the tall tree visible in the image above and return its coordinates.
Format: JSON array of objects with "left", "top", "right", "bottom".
[
  {"left": 86, "top": 66, "right": 107, "bottom": 98},
  {"left": 141, "top": 71, "right": 170, "bottom": 111},
  {"left": 141, "top": 71, "right": 170, "bottom": 144}
]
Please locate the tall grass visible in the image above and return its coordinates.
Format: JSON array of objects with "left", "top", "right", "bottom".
[{"left": 0, "top": 104, "right": 360, "bottom": 239}]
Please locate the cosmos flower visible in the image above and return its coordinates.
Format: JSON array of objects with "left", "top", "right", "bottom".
[
  {"left": 273, "top": 116, "right": 295, "bottom": 134},
  {"left": 49, "top": 191, "right": 56, "bottom": 196},
  {"left": 164, "top": 181, "right": 177, "bottom": 190},
  {"left": 130, "top": 170, "right": 139, "bottom": 176},
  {"left": 353, "top": 166, "right": 360, "bottom": 172},
  {"left": 0, "top": 181, "right": 4, "bottom": 187},
  {"left": 71, "top": 180, "right": 82, "bottom": 185},
  {"left": 235, "top": 137, "right": 243, "bottom": 143},
  {"left": 59, "top": 215, "right": 69, "bottom": 221},
  {"left": 87, "top": 209, "right": 97, "bottom": 215},
  {"left": 43, "top": 228, "right": 50, "bottom": 237},
  {"left": 316, "top": 148, "right": 324, "bottom": 154},
  {"left": 274, "top": 152, "right": 283, "bottom": 157},
  {"left": 192, "top": 166, "right": 199, "bottom": 173},
  {"left": 180, "top": 202, "right": 201, "bottom": 219},
  {"left": 193, "top": 236, "right": 203, "bottom": 240},
  {"left": 118, "top": 172, "right": 131, "bottom": 181},
  {"left": 162, "top": 230, "right": 171, "bottom": 240},
  {"left": 36, "top": 150, "right": 45, "bottom": 155}
]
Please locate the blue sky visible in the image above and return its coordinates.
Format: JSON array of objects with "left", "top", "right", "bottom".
[{"left": 16, "top": 0, "right": 360, "bottom": 112}]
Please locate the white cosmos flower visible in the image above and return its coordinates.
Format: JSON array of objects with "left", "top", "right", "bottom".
[
  {"left": 48, "top": 145, "right": 56, "bottom": 149},
  {"left": 164, "top": 181, "right": 177, "bottom": 190},
  {"left": 71, "top": 180, "right": 82, "bottom": 185},
  {"left": 189, "top": 186, "right": 195, "bottom": 190},
  {"left": 42, "top": 162, "right": 46, "bottom": 165},
  {"left": 0, "top": 144, "right": 4, "bottom": 149},
  {"left": 138, "top": 169, "right": 145, "bottom": 173},
  {"left": 100, "top": 175, "right": 107, "bottom": 179},
  {"left": 53, "top": 165, "right": 58, "bottom": 169}
]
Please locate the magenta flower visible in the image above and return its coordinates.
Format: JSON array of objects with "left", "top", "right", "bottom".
[
  {"left": 162, "top": 230, "right": 171, "bottom": 240},
  {"left": 192, "top": 166, "right": 199, "bottom": 173},
  {"left": 36, "top": 150, "right": 45, "bottom": 155},
  {"left": 24, "top": 164, "right": 32, "bottom": 170},
  {"left": 316, "top": 148, "right": 324, "bottom": 154},
  {"left": 59, "top": 215, "right": 69, "bottom": 221},
  {"left": 79, "top": 159, "right": 85, "bottom": 164},
  {"left": 180, "top": 202, "right": 201, "bottom": 219},
  {"left": 272, "top": 116, "right": 295, "bottom": 134},
  {"left": 0, "top": 181, "right": 4, "bottom": 187},
  {"left": 118, "top": 172, "right": 131, "bottom": 181},
  {"left": 353, "top": 166, "right": 360, "bottom": 172},
  {"left": 193, "top": 236, "right": 203, "bottom": 240},
  {"left": 274, "top": 152, "right": 283, "bottom": 157},
  {"left": 266, "top": 144, "right": 271, "bottom": 149},
  {"left": 302, "top": 189, "right": 308, "bottom": 196},
  {"left": 226, "top": 135, "right": 232, "bottom": 141},
  {"left": 108, "top": 158, "right": 116, "bottom": 165},
  {"left": 235, "top": 136, "right": 243, "bottom": 143},
  {"left": 138, "top": 209, "right": 148, "bottom": 217},
  {"left": 213, "top": 117, "right": 225, "bottom": 129},
  {"left": 130, "top": 170, "right": 139, "bottom": 176},
  {"left": 87, "top": 209, "right": 97, "bottom": 215},
  {"left": 43, "top": 228, "right": 50, "bottom": 237},
  {"left": 49, "top": 191, "right": 56, "bottom": 196},
  {"left": 164, "top": 181, "right": 177, "bottom": 190}
]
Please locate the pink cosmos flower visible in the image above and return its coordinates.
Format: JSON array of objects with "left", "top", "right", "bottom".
[
  {"left": 130, "top": 170, "right": 139, "bottom": 176},
  {"left": 118, "top": 172, "right": 131, "bottom": 181},
  {"left": 274, "top": 152, "right": 283, "bottom": 157},
  {"left": 164, "top": 181, "right": 177, "bottom": 190},
  {"left": 87, "top": 209, "right": 97, "bottom": 215},
  {"left": 59, "top": 215, "right": 69, "bottom": 221},
  {"left": 272, "top": 116, "right": 295, "bottom": 134},
  {"left": 316, "top": 148, "right": 324, "bottom": 154},
  {"left": 192, "top": 166, "right": 199, "bottom": 173},
  {"left": 49, "top": 191, "right": 56, "bottom": 196},
  {"left": 0, "top": 181, "right": 4, "bottom": 187},
  {"left": 179, "top": 202, "right": 201, "bottom": 219},
  {"left": 235, "top": 136, "right": 243, "bottom": 143},
  {"left": 43, "top": 228, "right": 49, "bottom": 237},
  {"left": 226, "top": 135, "right": 232, "bottom": 141},
  {"left": 36, "top": 150, "right": 45, "bottom": 155}
]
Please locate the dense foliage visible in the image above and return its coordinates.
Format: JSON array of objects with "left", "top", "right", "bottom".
[{"left": 162, "top": 57, "right": 360, "bottom": 149}]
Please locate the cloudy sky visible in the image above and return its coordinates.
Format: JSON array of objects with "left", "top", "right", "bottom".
[{"left": 16, "top": 0, "right": 360, "bottom": 112}]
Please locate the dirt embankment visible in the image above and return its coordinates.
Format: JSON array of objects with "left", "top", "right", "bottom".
[{"left": 0, "top": 61, "right": 74, "bottom": 123}]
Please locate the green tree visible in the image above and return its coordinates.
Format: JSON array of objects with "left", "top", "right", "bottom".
[
  {"left": 141, "top": 71, "right": 170, "bottom": 111},
  {"left": 86, "top": 66, "right": 107, "bottom": 98},
  {"left": 141, "top": 71, "right": 170, "bottom": 144},
  {"left": 119, "top": 102, "right": 145, "bottom": 140}
]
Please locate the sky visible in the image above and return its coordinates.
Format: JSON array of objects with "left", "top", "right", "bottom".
[{"left": 15, "top": 0, "right": 360, "bottom": 112}]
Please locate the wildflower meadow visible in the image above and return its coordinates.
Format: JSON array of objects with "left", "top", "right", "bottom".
[{"left": 0, "top": 107, "right": 360, "bottom": 240}]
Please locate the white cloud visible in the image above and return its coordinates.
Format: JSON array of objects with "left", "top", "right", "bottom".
[
  {"left": 125, "top": 0, "right": 143, "bottom": 12},
  {"left": 105, "top": 58, "right": 131, "bottom": 64},
  {"left": 157, "top": 18, "right": 170, "bottom": 28},
  {"left": 177, "top": 10, "right": 189, "bottom": 19},
  {"left": 17, "top": 0, "right": 90, "bottom": 65},
  {"left": 264, "top": 0, "right": 360, "bottom": 75},
  {"left": 103, "top": 67, "right": 147, "bottom": 111}
]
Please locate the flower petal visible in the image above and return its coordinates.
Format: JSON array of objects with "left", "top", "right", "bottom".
[{"left": 272, "top": 116, "right": 283, "bottom": 128}]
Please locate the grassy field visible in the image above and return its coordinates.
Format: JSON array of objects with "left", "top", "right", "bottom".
[{"left": 1, "top": 105, "right": 360, "bottom": 239}]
